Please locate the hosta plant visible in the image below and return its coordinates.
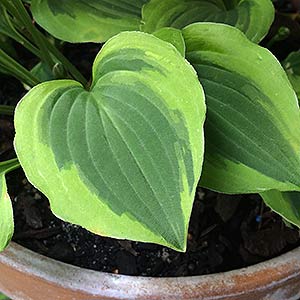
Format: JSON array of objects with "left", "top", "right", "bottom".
[{"left": 1, "top": 0, "right": 300, "bottom": 253}]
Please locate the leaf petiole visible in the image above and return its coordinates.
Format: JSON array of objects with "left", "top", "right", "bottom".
[
  {"left": 1, "top": 0, "right": 87, "bottom": 87},
  {"left": 0, "top": 49, "right": 40, "bottom": 87},
  {"left": 0, "top": 105, "right": 14, "bottom": 116},
  {"left": 0, "top": 158, "right": 20, "bottom": 174}
]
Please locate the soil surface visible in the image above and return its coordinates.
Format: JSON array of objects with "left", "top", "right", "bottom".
[
  {"left": 1, "top": 3, "right": 300, "bottom": 277},
  {"left": 6, "top": 167, "right": 300, "bottom": 277}
]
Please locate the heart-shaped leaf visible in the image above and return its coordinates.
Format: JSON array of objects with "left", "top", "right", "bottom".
[
  {"left": 0, "top": 159, "right": 19, "bottom": 251},
  {"left": 183, "top": 23, "right": 300, "bottom": 193},
  {"left": 14, "top": 32, "right": 205, "bottom": 251},
  {"left": 31, "top": 0, "right": 148, "bottom": 42},
  {"left": 142, "top": 0, "right": 274, "bottom": 43}
]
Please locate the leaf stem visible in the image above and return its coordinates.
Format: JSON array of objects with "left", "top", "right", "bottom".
[
  {"left": 2, "top": 8, "right": 41, "bottom": 58},
  {"left": 266, "top": 27, "right": 290, "bottom": 49},
  {"left": 17, "top": 1, "right": 87, "bottom": 86},
  {"left": 0, "top": 49, "right": 40, "bottom": 87},
  {"left": 9, "top": 0, "right": 54, "bottom": 69},
  {"left": 0, "top": 158, "right": 20, "bottom": 174},
  {"left": 0, "top": 105, "right": 15, "bottom": 116},
  {"left": 45, "top": 40, "right": 88, "bottom": 86},
  {"left": 1, "top": 0, "right": 87, "bottom": 86}
]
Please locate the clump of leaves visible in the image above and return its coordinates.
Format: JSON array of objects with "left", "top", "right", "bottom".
[{"left": 1, "top": 0, "right": 300, "bottom": 252}]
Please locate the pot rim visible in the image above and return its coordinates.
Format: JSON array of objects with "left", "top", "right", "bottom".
[{"left": 1, "top": 242, "right": 300, "bottom": 299}]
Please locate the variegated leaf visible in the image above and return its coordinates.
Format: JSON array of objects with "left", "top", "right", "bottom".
[
  {"left": 0, "top": 159, "right": 19, "bottom": 251},
  {"left": 31, "top": 0, "right": 148, "bottom": 42},
  {"left": 261, "top": 191, "right": 300, "bottom": 227},
  {"left": 14, "top": 32, "right": 206, "bottom": 251},
  {"left": 183, "top": 23, "right": 300, "bottom": 193},
  {"left": 142, "top": 0, "right": 274, "bottom": 43}
]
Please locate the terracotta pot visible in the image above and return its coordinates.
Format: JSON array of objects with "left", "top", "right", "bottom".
[{"left": 0, "top": 242, "right": 300, "bottom": 300}]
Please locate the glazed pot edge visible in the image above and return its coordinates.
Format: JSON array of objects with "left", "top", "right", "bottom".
[{"left": 0, "top": 242, "right": 300, "bottom": 299}]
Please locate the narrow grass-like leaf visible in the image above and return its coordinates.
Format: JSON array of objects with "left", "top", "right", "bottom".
[
  {"left": 183, "top": 23, "right": 300, "bottom": 193},
  {"left": 142, "top": 0, "right": 274, "bottom": 43},
  {"left": 14, "top": 32, "right": 206, "bottom": 251},
  {"left": 31, "top": 0, "right": 148, "bottom": 42}
]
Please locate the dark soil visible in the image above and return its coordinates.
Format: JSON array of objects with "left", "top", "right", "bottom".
[
  {"left": 1, "top": 87, "right": 300, "bottom": 277},
  {"left": 4, "top": 153, "right": 300, "bottom": 277},
  {"left": 1, "top": 3, "right": 300, "bottom": 277}
]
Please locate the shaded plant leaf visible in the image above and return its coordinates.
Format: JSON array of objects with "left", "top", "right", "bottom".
[
  {"left": 0, "top": 175, "right": 13, "bottom": 251},
  {"left": 0, "top": 6, "right": 17, "bottom": 40},
  {"left": 0, "top": 34, "right": 17, "bottom": 59},
  {"left": 260, "top": 52, "right": 300, "bottom": 228},
  {"left": 0, "top": 159, "right": 19, "bottom": 251},
  {"left": 0, "top": 293, "right": 10, "bottom": 300},
  {"left": 31, "top": 62, "right": 55, "bottom": 82},
  {"left": 283, "top": 51, "right": 300, "bottom": 100},
  {"left": 261, "top": 191, "right": 300, "bottom": 228},
  {"left": 183, "top": 23, "right": 300, "bottom": 193},
  {"left": 215, "top": 194, "right": 241, "bottom": 222},
  {"left": 153, "top": 27, "right": 185, "bottom": 56},
  {"left": 31, "top": 0, "right": 148, "bottom": 42},
  {"left": 142, "top": 0, "right": 274, "bottom": 43},
  {"left": 30, "top": 60, "right": 67, "bottom": 85},
  {"left": 14, "top": 32, "right": 206, "bottom": 251},
  {"left": 0, "top": 34, "right": 16, "bottom": 77}
]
